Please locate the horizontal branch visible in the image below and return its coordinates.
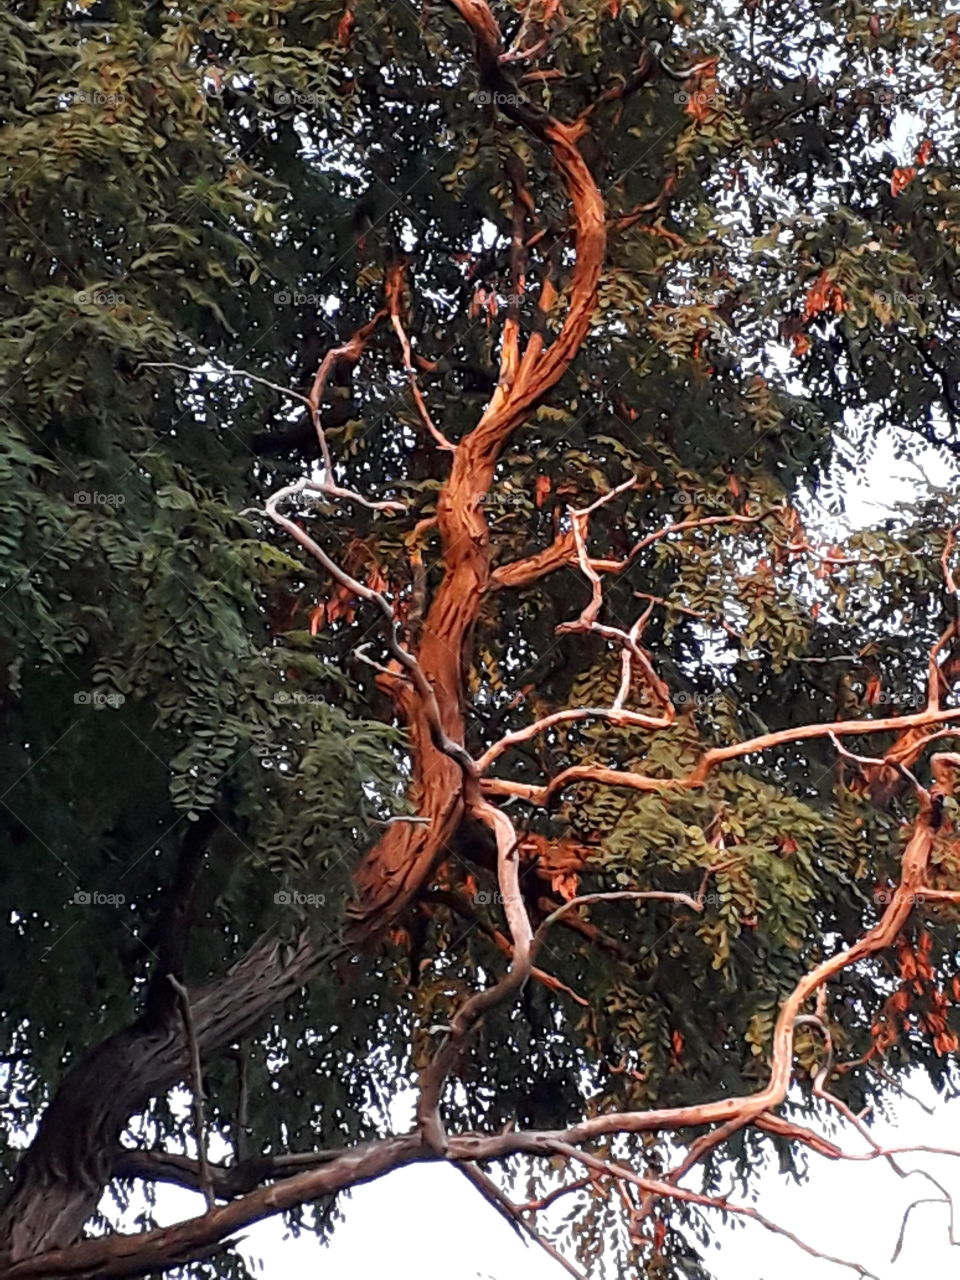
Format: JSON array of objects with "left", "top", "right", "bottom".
[{"left": 482, "top": 705, "right": 960, "bottom": 806}]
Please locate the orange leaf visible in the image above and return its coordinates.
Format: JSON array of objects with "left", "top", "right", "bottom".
[
  {"left": 803, "top": 271, "right": 845, "bottom": 322},
  {"left": 551, "top": 871, "right": 579, "bottom": 901},
  {"left": 535, "top": 475, "right": 552, "bottom": 508},
  {"left": 336, "top": 5, "right": 354, "bottom": 47},
  {"left": 916, "top": 138, "right": 933, "bottom": 166},
  {"left": 803, "top": 271, "right": 831, "bottom": 320},
  {"left": 891, "top": 167, "right": 916, "bottom": 196},
  {"left": 367, "top": 565, "right": 388, "bottom": 594}
]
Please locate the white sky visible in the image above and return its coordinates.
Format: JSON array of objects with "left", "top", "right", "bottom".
[
  {"left": 146, "top": 1080, "right": 960, "bottom": 1280},
  {"left": 310, "top": 1081, "right": 960, "bottom": 1280}
]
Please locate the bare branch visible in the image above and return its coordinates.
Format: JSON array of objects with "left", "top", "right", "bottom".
[
  {"left": 167, "top": 977, "right": 214, "bottom": 1211},
  {"left": 456, "top": 1162, "right": 588, "bottom": 1280}
]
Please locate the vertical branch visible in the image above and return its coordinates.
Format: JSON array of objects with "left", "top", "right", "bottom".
[
  {"left": 416, "top": 801, "right": 531, "bottom": 1152},
  {"left": 349, "top": 0, "right": 609, "bottom": 938},
  {"left": 233, "top": 1049, "right": 249, "bottom": 1165},
  {"left": 500, "top": 152, "right": 532, "bottom": 389},
  {"left": 386, "top": 264, "right": 457, "bottom": 452},
  {"left": 168, "top": 977, "right": 215, "bottom": 1212}
]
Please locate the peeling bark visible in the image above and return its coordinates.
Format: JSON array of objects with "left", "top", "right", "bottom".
[{"left": 347, "top": 0, "right": 607, "bottom": 939}]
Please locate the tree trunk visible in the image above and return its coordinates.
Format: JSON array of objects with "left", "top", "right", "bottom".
[{"left": 0, "top": 934, "right": 316, "bottom": 1263}]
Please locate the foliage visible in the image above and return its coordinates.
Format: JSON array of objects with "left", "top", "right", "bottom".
[{"left": 2, "top": 1, "right": 960, "bottom": 1277}]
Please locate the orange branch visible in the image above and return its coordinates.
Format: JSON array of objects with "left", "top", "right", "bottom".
[
  {"left": 385, "top": 263, "right": 457, "bottom": 452},
  {"left": 349, "top": 0, "right": 607, "bottom": 939}
]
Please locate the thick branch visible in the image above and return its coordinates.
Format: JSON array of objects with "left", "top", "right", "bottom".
[
  {"left": 347, "top": 0, "right": 607, "bottom": 939},
  {"left": 0, "top": 933, "right": 318, "bottom": 1261}
]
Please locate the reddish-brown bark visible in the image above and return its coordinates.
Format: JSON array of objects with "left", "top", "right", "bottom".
[{"left": 345, "top": 0, "right": 607, "bottom": 941}]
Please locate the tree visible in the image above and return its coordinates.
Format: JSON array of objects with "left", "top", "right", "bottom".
[{"left": 2, "top": 0, "right": 960, "bottom": 1276}]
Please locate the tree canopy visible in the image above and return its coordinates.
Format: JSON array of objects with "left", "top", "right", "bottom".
[{"left": 3, "top": 1, "right": 960, "bottom": 1277}]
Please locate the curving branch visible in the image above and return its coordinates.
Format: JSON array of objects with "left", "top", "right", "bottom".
[{"left": 345, "top": 0, "right": 609, "bottom": 938}]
